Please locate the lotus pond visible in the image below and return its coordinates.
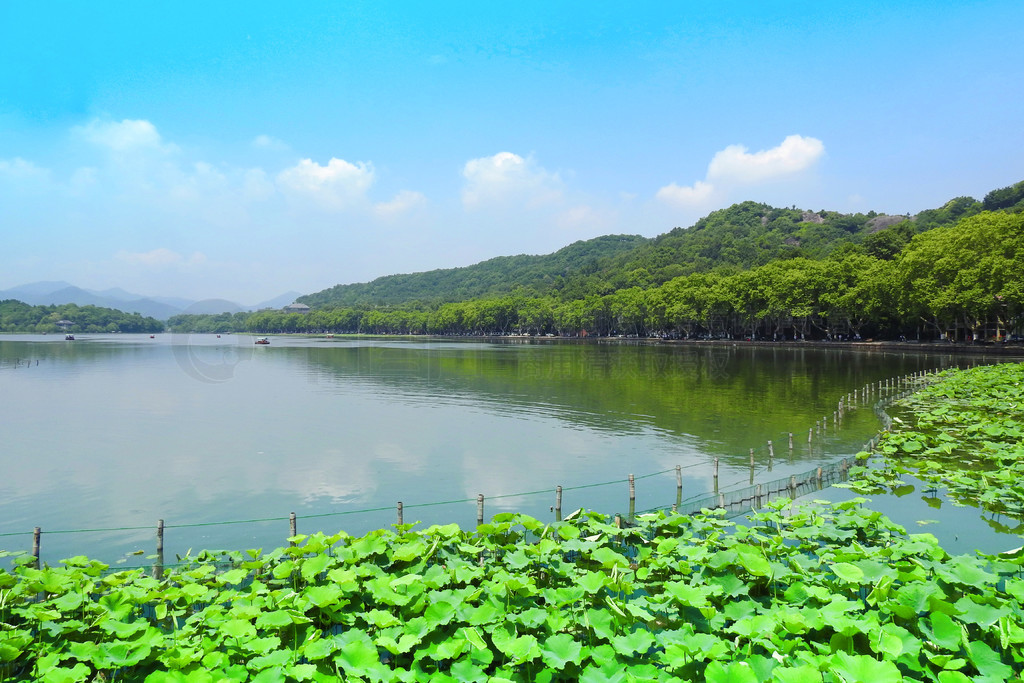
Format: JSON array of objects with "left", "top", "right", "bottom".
[{"left": 2, "top": 362, "right": 1024, "bottom": 681}]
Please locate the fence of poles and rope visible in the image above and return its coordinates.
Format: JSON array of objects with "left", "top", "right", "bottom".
[{"left": 1, "top": 366, "right": 956, "bottom": 572}]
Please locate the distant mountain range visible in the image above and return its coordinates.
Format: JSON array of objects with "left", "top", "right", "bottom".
[{"left": 0, "top": 281, "right": 303, "bottom": 320}]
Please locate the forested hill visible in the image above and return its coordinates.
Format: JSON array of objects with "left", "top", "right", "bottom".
[
  {"left": 299, "top": 234, "right": 648, "bottom": 307},
  {"left": 301, "top": 180, "right": 1024, "bottom": 308},
  {"left": 0, "top": 300, "right": 165, "bottom": 333}
]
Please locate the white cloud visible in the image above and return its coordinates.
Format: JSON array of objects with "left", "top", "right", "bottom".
[
  {"left": 707, "top": 134, "right": 824, "bottom": 184},
  {"left": 276, "top": 157, "right": 375, "bottom": 210},
  {"left": 655, "top": 180, "right": 715, "bottom": 207},
  {"left": 554, "top": 204, "right": 618, "bottom": 233},
  {"left": 374, "top": 190, "right": 427, "bottom": 218},
  {"left": 242, "top": 168, "right": 276, "bottom": 202},
  {"left": 68, "top": 167, "right": 98, "bottom": 194},
  {"left": 252, "top": 134, "right": 290, "bottom": 151},
  {"left": 0, "top": 157, "right": 49, "bottom": 181},
  {"left": 169, "top": 161, "right": 229, "bottom": 202},
  {"left": 115, "top": 248, "right": 207, "bottom": 268},
  {"left": 461, "top": 152, "right": 563, "bottom": 209},
  {"left": 657, "top": 135, "right": 824, "bottom": 208},
  {"left": 76, "top": 119, "right": 177, "bottom": 155}
]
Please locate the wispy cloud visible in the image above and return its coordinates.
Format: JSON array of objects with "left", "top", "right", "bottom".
[
  {"left": 655, "top": 180, "right": 715, "bottom": 208},
  {"left": 0, "top": 157, "right": 50, "bottom": 181},
  {"left": 75, "top": 119, "right": 178, "bottom": 155},
  {"left": 251, "top": 134, "right": 290, "bottom": 151},
  {"left": 461, "top": 152, "right": 563, "bottom": 209},
  {"left": 374, "top": 190, "right": 427, "bottom": 218},
  {"left": 276, "top": 157, "right": 375, "bottom": 210},
  {"left": 115, "top": 245, "right": 208, "bottom": 266},
  {"left": 115, "top": 248, "right": 207, "bottom": 268}
]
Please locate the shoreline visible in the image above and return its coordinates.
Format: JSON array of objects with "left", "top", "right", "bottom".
[{"left": 472, "top": 334, "right": 1024, "bottom": 357}]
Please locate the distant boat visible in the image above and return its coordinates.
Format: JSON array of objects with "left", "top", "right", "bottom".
[
  {"left": 65, "top": 334, "right": 75, "bottom": 341},
  {"left": 255, "top": 337, "right": 270, "bottom": 345}
]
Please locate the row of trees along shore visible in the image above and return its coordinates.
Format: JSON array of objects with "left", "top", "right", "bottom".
[
  {"left": 0, "top": 301, "right": 164, "bottom": 334},
  {"left": 169, "top": 210, "right": 1024, "bottom": 342}
]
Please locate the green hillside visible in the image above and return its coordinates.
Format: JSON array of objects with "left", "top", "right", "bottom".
[
  {"left": 299, "top": 234, "right": 649, "bottom": 308},
  {"left": 168, "top": 180, "right": 1024, "bottom": 342},
  {"left": 0, "top": 300, "right": 165, "bottom": 334},
  {"left": 301, "top": 179, "right": 1024, "bottom": 308}
]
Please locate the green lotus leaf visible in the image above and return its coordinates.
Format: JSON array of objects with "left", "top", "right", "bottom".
[
  {"left": 39, "top": 663, "right": 92, "bottom": 683},
  {"left": 255, "top": 609, "right": 298, "bottom": 628},
  {"left": 220, "top": 618, "right": 257, "bottom": 641},
  {"left": 953, "top": 596, "right": 1007, "bottom": 628},
  {"left": 829, "top": 651, "right": 902, "bottom": 682},
  {"left": 540, "top": 632, "right": 584, "bottom": 670},
  {"left": 578, "top": 570, "right": 608, "bottom": 594},
  {"left": 334, "top": 631, "right": 381, "bottom": 672},
  {"left": 704, "top": 660, "right": 759, "bottom": 683},
  {"left": 250, "top": 666, "right": 288, "bottom": 683},
  {"left": 216, "top": 568, "right": 248, "bottom": 585},
  {"left": 424, "top": 598, "right": 457, "bottom": 625},
  {"left": 966, "top": 640, "right": 1014, "bottom": 680},
  {"left": 772, "top": 665, "right": 824, "bottom": 683},
  {"left": 610, "top": 628, "right": 655, "bottom": 656},
  {"left": 491, "top": 626, "right": 541, "bottom": 663},
  {"left": 303, "top": 583, "right": 342, "bottom": 608},
  {"left": 579, "top": 661, "right": 629, "bottom": 683}
]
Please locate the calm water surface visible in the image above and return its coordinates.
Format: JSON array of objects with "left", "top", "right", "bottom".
[{"left": 0, "top": 334, "right": 1011, "bottom": 564}]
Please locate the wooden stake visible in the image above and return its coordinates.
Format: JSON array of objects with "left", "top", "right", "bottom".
[
  {"left": 32, "top": 527, "right": 41, "bottom": 567},
  {"left": 477, "top": 494, "right": 484, "bottom": 526},
  {"left": 397, "top": 501, "right": 403, "bottom": 526},
  {"left": 156, "top": 519, "right": 164, "bottom": 554},
  {"left": 289, "top": 512, "right": 297, "bottom": 543},
  {"left": 675, "top": 465, "right": 682, "bottom": 490},
  {"left": 628, "top": 473, "right": 635, "bottom": 502}
]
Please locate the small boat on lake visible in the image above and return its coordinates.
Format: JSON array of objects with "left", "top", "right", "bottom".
[
  {"left": 255, "top": 337, "right": 270, "bottom": 345},
  {"left": 65, "top": 334, "right": 75, "bottom": 341}
]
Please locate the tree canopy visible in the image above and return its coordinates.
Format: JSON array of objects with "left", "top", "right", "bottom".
[
  {"left": 0, "top": 301, "right": 164, "bottom": 334},
  {"left": 161, "top": 180, "right": 1024, "bottom": 342}
]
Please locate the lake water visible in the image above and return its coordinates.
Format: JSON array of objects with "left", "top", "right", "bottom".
[{"left": 0, "top": 334, "right": 1013, "bottom": 566}]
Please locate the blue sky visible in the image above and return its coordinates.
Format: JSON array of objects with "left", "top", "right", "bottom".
[{"left": 1, "top": 1, "right": 1022, "bottom": 303}]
